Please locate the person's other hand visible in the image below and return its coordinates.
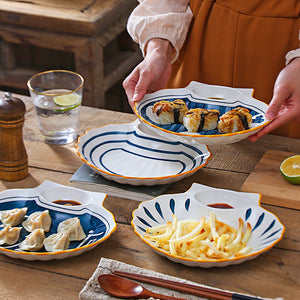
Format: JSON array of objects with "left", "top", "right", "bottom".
[
  {"left": 249, "top": 57, "right": 300, "bottom": 142},
  {"left": 123, "top": 38, "right": 173, "bottom": 109}
]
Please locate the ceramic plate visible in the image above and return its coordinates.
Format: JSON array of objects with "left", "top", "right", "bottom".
[
  {"left": 76, "top": 120, "right": 211, "bottom": 186},
  {"left": 0, "top": 181, "right": 116, "bottom": 260},
  {"left": 134, "top": 81, "right": 270, "bottom": 145},
  {"left": 132, "top": 183, "right": 285, "bottom": 267}
]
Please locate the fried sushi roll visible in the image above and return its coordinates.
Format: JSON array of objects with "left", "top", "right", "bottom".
[
  {"left": 152, "top": 99, "right": 188, "bottom": 124},
  {"left": 183, "top": 108, "right": 220, "bottom": 132},
  {"left": 217, "top": 107, "right": 252, "bottom": 133}
]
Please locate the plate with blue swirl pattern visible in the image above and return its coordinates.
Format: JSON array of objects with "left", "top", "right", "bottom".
[
  {"left": 0, "top": 181, "right": 116, "bottom": 260},
  {"left": 134, "top": 81, "right": 270, "bottom": 145},
  {"left": 76, "top": 120, "right": 211, "bottom": 186},
  {"left": 132, "top": 183, "right": 285, "bottom": 267}
]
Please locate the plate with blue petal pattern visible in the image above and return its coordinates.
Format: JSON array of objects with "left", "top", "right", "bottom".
[
  {"left": 0, "top": 181, "right": 116, "bottom": 260},
  {"left": 132, "top": 183, "right": 285, "bottom": 267},
  {"left": 76, "top": 120, "right": 211, "bottom": 186},
  {"left": 134, "top": 81, "right": 270, "bottom": 145}
]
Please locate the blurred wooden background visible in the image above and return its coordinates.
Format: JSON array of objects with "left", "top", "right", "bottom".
[{"left": 0, "top": 0, "right": 142, "bottom": 113}]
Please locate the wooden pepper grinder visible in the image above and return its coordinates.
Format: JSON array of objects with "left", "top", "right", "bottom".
[{"left": 0, "top": 92, "right": 28, "bottom": 181}]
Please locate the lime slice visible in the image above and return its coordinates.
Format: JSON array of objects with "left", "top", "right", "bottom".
[
  {"left": 280, "top": 155, "right": 300, "bottom": 185},
  {"left": 53, "top": 93, "right": 81, "bottom": 108}
]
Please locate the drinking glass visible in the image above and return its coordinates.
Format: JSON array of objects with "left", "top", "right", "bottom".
[{"left": 27, "top": 70, "right": 84, "bottom": 145}]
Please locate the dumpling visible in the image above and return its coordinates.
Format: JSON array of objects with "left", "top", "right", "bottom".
[
  {"left": 57, "top": 217, "right": 86, "bottom": 241},
  {"left": 19, "top": 228, "right": 45, "bottom": 251},
  {"left": 44, "top": 231, "right": 70, "bottom": 252},
  {"left": 0, "top": 207, "right": 27, "bottom": 226},
  {"left": 22, "top": 210, "right": 51, "bottom": 232},
  {"left": 0, "top": 225, "right": 21, "bottom": 245}
]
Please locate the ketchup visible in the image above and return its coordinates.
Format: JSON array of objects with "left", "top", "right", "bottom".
[{"left": 207, "top": 203, "right": 234, "bottom": 209}]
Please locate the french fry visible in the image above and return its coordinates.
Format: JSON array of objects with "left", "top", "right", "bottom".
[
  {"left": 145, "top": 221, "right": 173, "bottom": 242},
  {"left": 209, "top": 212, "right": 219, "bottom": 241},
  {"left": 242, "top": 222, "right": 252, "bottom": 244},
  {"left": 169, "top": 217, "right": 205, "bottom": 244},
  {"left": 145, "top": 212, "right": 252, "bottom": 260}
]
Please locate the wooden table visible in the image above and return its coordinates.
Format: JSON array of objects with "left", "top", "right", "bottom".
[{"left": 0, "top": 92, "right": 299, "bottom": 300}]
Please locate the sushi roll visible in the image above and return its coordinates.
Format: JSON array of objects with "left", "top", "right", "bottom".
[
  {"left": 183, "top": 108, "right": 220, "bottom": 132},
  {"left": 152, "top": 99, "right": 188, "bottom": 125},
  {"left": 217, "top": 107, "right": 252, "bottom": 133}
]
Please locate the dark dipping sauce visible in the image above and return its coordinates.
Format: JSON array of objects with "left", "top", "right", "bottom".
[
  {"left": 207, "top": 203, "right": 234, "bottom": 209},
  {"left": 53, "top": 200, "right": 81, "bottom": 206}
]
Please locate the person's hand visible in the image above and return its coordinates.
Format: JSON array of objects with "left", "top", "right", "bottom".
[
  {"left": 123, "top": 38, "right": 173, "bottom": 108},
  {"left": 249, "top": 57, "right": 300, "bottom": 142}
]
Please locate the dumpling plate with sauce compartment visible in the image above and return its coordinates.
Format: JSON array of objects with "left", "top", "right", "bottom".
[
  {"left": 132, "top": 183, "right": 285, "bottom": 267},
  {"left": 76, "top": 120, "right": 211, "bottom": 186},
  {"left": 134, "top": 81, "right": 270, "bottom": 145},
  {"left": 0, "top": 181, "right": 116, "bottom": 260}
]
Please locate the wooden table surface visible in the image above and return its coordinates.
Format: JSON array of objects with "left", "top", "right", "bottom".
[{"left": 0, "top": 91, "right": 299, "bottom": 300}]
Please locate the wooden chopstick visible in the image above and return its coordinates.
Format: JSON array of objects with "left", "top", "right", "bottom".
[{"left": 113, "top": 270, "right": 263, "bottom": 300}]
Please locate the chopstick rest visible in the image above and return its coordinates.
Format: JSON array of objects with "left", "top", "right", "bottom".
[{"left": 113, "top": 270, "right": 265, "bottom": 300}]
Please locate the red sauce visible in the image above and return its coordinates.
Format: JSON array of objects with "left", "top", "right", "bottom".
[
  {"left": 53, "top": 200, "right": 81, "bottom": 206},
  {"left": 207, "top": 203, "right": 234, "bottom": 209}
]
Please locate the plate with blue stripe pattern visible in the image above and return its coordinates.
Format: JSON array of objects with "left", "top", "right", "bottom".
[
  {"left": 134, "top": 81, "right": 270, "bottom": 145},
  {"left": 76, "top": 120, "right": 211, "bottom": 185},
  {"left": 132, "top": 183, "right": 285, "bottom": 267},
  {"left": 0, "top": 181, "right": 116, "bottom": 260}
]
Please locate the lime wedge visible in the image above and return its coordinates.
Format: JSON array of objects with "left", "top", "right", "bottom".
[
  {"left": 53, "top": 93, "right": 81, "bottom": 108},
  {"left": 280, "top": 155, "right": 300, "bottom": 185}
]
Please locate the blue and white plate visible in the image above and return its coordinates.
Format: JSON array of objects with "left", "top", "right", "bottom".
[
  {"left": 132, "top": 183, "right": 285, "bottom": 267},
  {"left": 76, "top": 120, "right": 211, "bottom": 186},
  {"left": 134, "top": 81, "right": 270, "bottom": 145},
  {"left": 0, "top": 181, "right": 116, "bottom": 260}
]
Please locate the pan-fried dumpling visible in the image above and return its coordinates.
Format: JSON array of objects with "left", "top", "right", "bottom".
[
  {"left": 22, "top": 210, "right": 51, "bottom": 232},
  {"left": 0, "top": 225, "right": 21, "bottom": 245},
  {"left": 0, "top": 207, "right": 27, "bottom": 226},
  {"left": 44, "top": 231, "right": 70, "bottom": 252},
  {"left": 19, "top": 228, "right": 45, "bottom": 251},
  {"left": 57, "top": 217, "right": 86, "bottom": 241}
]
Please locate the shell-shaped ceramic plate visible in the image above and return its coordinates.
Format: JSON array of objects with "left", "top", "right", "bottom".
[
  {"left": 132, "top": 183, "right": 285, "bottom": 267},
  {"left": 0, "top": 181, "right": 116, "bottom": 260},
  {"left": 134, "top": 81, "right": 270, "bottom": 145},
  {"left": 76, "top": 120, "right": 211, "bottom": 186}
]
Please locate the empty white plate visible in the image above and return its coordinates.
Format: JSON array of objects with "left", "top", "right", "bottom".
[{"left": 76, "top": 120, "right": 211, "bottom": 185}]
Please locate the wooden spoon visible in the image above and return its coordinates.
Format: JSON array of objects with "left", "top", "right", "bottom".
[{"left": 98, "top": 274, "right": 186, "bottom": 300}]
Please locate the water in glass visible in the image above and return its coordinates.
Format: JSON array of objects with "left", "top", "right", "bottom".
[{"left": 33, "top": 89, "right": 81, "bottom": 144}]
